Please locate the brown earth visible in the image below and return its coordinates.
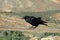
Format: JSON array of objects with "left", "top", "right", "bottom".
[
  {"left": 0, "top": 13, "right": 60, "bottom": 33},
  {"left": 53, "top": 13, "right": 60, "bottom": 20},
  {"left": 0, "top": 13, "right": 60, "bottom": 40}
]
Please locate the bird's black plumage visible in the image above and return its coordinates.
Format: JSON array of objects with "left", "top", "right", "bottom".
[{"left": 22, "top": 16, "right": 48, "bottom": 29}]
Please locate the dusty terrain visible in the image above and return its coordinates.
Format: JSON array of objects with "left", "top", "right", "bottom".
[
  {"left": 0, "top": 0, "right": 60, "bottom": 12},
  {"left": 52, "top": 0, "right": 60, "bottom": 4},
  {"left": 0, "top": 13, "right": 60, "bottom": 33},
  {"left": 0, "top": 0, "right": 60, "bottom": 40},
  {"left": 0, "top": 12, "right": 60, "bottom": 40}
]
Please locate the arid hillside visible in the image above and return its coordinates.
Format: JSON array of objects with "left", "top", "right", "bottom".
[
  {"left": 0, "top": 0, "right": 60, "bottom": 40},
  {"left": 0, "top": 13, "right": 60, "bottom": 32},
  {"left": 0, "top": 0, "right": 60, "bottom": 12},
  {"left": 0, "top": 12, "right": 60, "bottom": 40}
]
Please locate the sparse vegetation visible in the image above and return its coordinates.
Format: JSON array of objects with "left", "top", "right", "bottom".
[
  {"left": 38, "top": 32, "right": 60, "bottom": 40},
  {"left": 42, "top": 32, "right": 60, "bottom": 37},
  {"left": 0, "top": 31, "right": 30, "bottom": 40}
]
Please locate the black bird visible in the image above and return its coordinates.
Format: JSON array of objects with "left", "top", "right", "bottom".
[{"left": 22, "top": 16, "right": 48, "bottom": 29}]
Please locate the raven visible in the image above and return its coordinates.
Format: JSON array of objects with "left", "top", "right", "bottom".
[{"left": 22, "top": 16, "right": 48, "bottom": 29}]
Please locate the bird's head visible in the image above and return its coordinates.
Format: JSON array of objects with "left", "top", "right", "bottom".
[{"left": 21, "top": 16, "right": 30, "bottom": 21}]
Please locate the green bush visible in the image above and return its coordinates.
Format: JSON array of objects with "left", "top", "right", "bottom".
[
  {"left": 0, "top": 31, "right": 30, "bottom": 40},
  {"left": 43, "top": 32, "right": 60, "bottom": 37},
  {"left": 38, "top": 32, "right": 60, "bottom": 40}
]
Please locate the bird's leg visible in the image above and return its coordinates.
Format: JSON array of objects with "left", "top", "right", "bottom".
[
  {"left": 29, "top": 26, "right": 36, "bottom": 29},
  {"left": 29, "top": 27, "right": 32, "bottom": 29},
  {"left": 29, "top": 26, "right": 33, "bottom": 29},
  {"left": 32, "top": 26, "right": 37, "bottom": 29},
  {"left": 43, "top": 23, "right": 48, "bottom": 26}
]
